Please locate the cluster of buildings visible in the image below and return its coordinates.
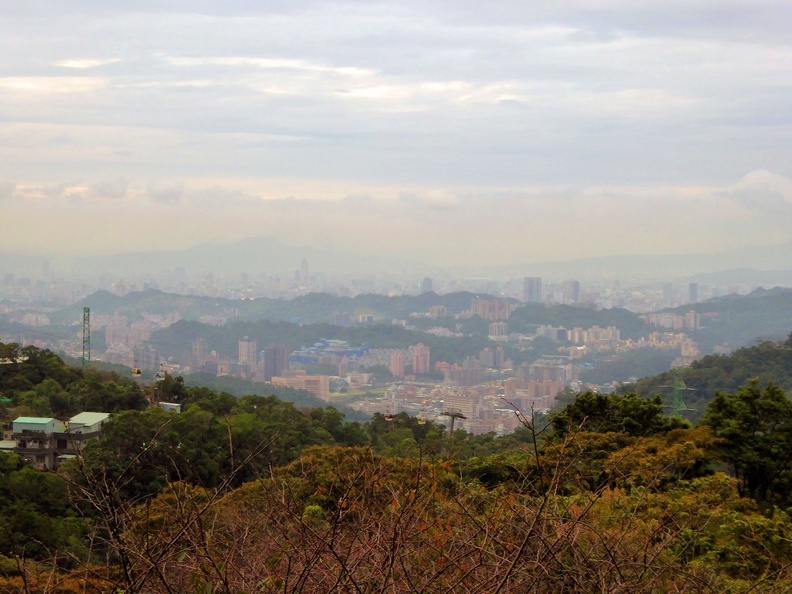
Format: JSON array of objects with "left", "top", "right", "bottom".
[
  {"left": 351, "top": 356, "right": 578, "bottom": 436},
  {"left": 1, "top": 412, "right": 109, "bottom": 469}
]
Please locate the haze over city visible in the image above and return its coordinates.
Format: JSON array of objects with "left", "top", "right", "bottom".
[{"left": 1, "top": 1, "right": 791, "bottom": 270}]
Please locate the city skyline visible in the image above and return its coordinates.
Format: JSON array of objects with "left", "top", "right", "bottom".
[{"left": 1, "top": 2, "right": 791, "bottom": 267}]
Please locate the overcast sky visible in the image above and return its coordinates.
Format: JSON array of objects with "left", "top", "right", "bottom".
[{"left": 1, "top": 1, "right": 791, "bottom": 268}]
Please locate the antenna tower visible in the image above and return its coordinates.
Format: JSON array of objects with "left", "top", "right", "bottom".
[{"left": 82, "top": 307, "right": 91, "bottom": 369}]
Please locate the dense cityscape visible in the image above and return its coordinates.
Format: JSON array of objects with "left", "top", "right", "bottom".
[{"left": 2, "top": 258, "right": 786, "bottom": 437}]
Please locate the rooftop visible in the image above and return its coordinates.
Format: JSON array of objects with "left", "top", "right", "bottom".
[
  {"left": 13, "top": 417, "right": 57, "bottom": 424},
  {"left": 69, "top": 412, "right": 110, "bottom": 426}
]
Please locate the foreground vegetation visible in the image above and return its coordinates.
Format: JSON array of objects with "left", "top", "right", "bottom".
[{"left": 3, "top": 341, "right": 792, "bottom": 592}]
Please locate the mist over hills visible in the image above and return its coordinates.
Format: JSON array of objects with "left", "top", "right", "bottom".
[{"left": 1, "top": 236, "right": 790, "bottom": 283}]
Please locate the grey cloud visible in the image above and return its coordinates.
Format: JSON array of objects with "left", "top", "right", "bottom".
[
  {"left": 398, "top": 191, "right": 460, "bottom": 210},
  {"left": 93, "top": 179, "right": 129, "bottom": 199},
  {"left": 147, "top": 181, "right": 184, "bottom": 204}
]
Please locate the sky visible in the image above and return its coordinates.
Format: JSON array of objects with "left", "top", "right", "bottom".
[{"left": 1, "top": 1, "right": 791, "bottom": 269}]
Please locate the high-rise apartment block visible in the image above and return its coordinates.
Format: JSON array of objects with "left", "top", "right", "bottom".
[
  {"left": 389, "top": 351, "right": 406, "bottom": 378},
  {"left": 688, "top": 283, "right": 698, "bottom": 303},
  {"left": 471, "top": 297, "right": 511, "bottom": 321},
  {"left": 264, "top": 345, "right": 290, "bottom": 381},
  {"left": 523, "top": 277, "right": 542, "bottom": 303},
  {"left": 563, "top": 280, "right": 581, "bottom": 303},
  {"left": 412, "top": 343, "right": 431, "bottom": 375},
  {"left": 238, "top": 336, "right": 257, "bottom": 366}
]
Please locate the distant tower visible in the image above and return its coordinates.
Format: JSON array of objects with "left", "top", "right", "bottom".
[
  {"left": 300, "top": 258, "right": 309, "bottom": 284},
  {"left": 688, "top": 283, "right": 699, "bottom": 304},
  {"left": 238, "top": 336, "right": 257, "bottom": 366},
  {"left": 421, "top": 276, "right": 433, "bottom": 294},
  {"left": 563, "top": 280, "right": 581, "bottom": 303},
  {"left": 523, "top": 277, "right": 542, "bottom": 303},
  {"left": 82, "top": 307, "right": 91, "bottom": 369},
  {"left": 264, "top": 345, "right": 290, "bottom": 380},
  {"left": 192, "top": 337, "right": 208, "bottom": 368}
]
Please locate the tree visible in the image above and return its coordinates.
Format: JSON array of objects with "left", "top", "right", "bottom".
[
  {"left": 700, "top": 380, "right": 792, "bottom": 507},
  {"left": 551, "top": 391, "right": 687, "bottom": 438}
]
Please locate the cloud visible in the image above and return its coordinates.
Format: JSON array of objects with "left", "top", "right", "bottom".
[
  {"left": 399, "top": 190, "right": 460, "bottom": 210},
  {"left": 0, "top": 77, "right": 105, "bottom": 94},
  {"left": 146, "top": 181, "right": 184, "bottom": 204},
  {"left": 55, "top": 58, "right": 121, "bottom": 69},
  {"left": 93, "top": 179, "right": 130, "bottom": 199},
  {"left": 718, "top": 170, "right": 792, "bottom": 214}
]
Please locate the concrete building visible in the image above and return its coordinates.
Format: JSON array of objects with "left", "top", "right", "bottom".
[
  {"left": 563, "top": 280, "right": 581, "bottom": 303},
  {"left": 412, "top": 343, "right": 431, "bottom": 375},
  {"left": 238, "top": 336, "right": 257, "bottom": 366},
  {"left": 10, "top": 413, "right": 110, "bottom": 469},
  {"left": 688, "top": 283, "right": 699, "bottom": 303},
  {"left": 523, "top": 277, "right": 543, "bottom": 303},
  {"left": 389, "top": 350, "right": 406, "bottom": 378},
  {"left": 271, "top": 375, "right": 330, "bottom": 401},
  {"left": 264, "top": 345, "right": 290, "bottom": 381}
]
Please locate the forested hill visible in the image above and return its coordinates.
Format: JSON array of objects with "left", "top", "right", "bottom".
[
  {"left": 666, "top": 286, "right": 792, "bottom": 351},
  {"left": 630, "top": 333, "right": 792, "bottom": 422},
  {"left": 49, "top": 289, "right": 492, "bottom": 324}
]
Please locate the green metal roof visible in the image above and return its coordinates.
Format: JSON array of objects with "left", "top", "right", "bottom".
[{"left": 13, "top": 417, "right": 57, "bottom": 424}]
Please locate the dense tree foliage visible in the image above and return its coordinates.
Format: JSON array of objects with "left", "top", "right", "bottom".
[
  {"left": 550, "top": 391, "right": 688, "bottom": 438},
  {"left": 579, "top": 347, "right": 678, "bottom": 385},
  {"left": 0, "top": 342, "right": 146, "bottom": 417},
  {"left": 701, "top": 380, "right": 792, "bottom": 508},
  {"left": 7, "top": 340, "right": 792, "bottom": 592},
  {"left": 633, "top": 333, "right": 792, "bottom": 421}
]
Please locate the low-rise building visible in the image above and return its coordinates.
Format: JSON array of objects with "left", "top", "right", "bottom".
[{"left": 10, "top": 413, "right": 110, "bottom": 469}]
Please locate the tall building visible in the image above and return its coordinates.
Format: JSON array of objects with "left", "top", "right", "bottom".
[
  {"left": 191, "top": 337, "right": 208, "bottom": 368},
  {"left": 563, "top": 280, "right": 581, "bottom": 303},
  {"left": 412, "top": 343, "right": 431, "bottom": 375},
  {"left": 523, "top": 277, "right": 543, "bottom": 303},
  {"left": 488, "top": 321, "right": 508, "bottom": 341},
  {"left": 300, "top": 258, "right": 309, "bottom": 284},
  {"left": 688, "top": 283, "right": 699, "bottom": 303},
  {"left": 264, "top": 345, "right": 290, "bottom": 381},
  {"left": 389, "top": 351, "right": 406, "bottom": 378},
  {"left": 238, "top": 336, "right": 257, "bottom": 366},
  {"left": 471, "top": 297, "right": 511, "bottom": 321},
  {"left": 421, "top": 276, "right": 433, "bottom": 294}
]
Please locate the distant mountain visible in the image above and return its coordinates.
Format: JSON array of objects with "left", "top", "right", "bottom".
[
  {"left": 664, "top": 286, "right": 792, "bottom": 352},
  {"left": 43, "top": 236, "right": 425, "bottom": 278},
  {"left": 477, "top": 242, "right": 792, "bottom": 281},
  {"left": 51, "top": 288, "right": 492, "bottom": 325},
  {"left": 1, "top": 236, "right": 790, "bottom": 281}
]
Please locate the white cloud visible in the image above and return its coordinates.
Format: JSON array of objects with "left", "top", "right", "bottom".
[
  {"left": 0, "top": 77, "right": 105, "bottom": 93},
  {"left": 56, "top": 58, "right": 121, "bottom": 69},
  {"left": 0, "top": 1, "right": 789, "bottom": 263}
]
